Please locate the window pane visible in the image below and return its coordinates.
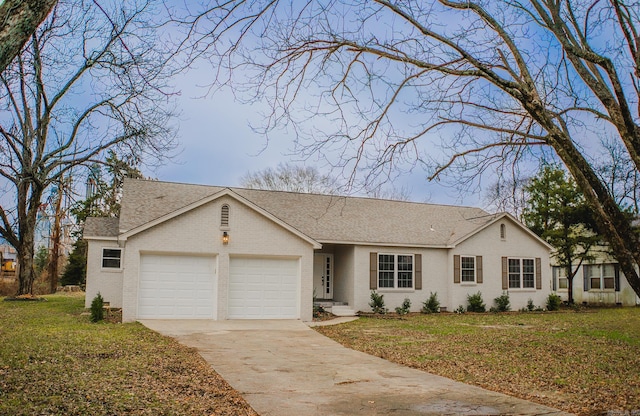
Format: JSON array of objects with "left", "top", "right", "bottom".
[
  {"left": 585, "top": 265, "right": 597, "bottom": 278},
  {"left": 602, "top": 264, "right": 615, "bottom": 278},
  {"left": 508, "top": 259, "right": 520, "bottom": 288},
  {"left": 603, "top": 278, "right": 615, "bottom": 289},
  {"left": 103, "top": 249, "right": 121, "bottom": 259},
  {"left": 397, "top": 255, "right": 413, "bottom": 271},
  {"left": 397, "top": 255, "right": 413, "bottom": 288},
  {"left": 522, "top": 259, "right": 535, "bottom": 288},
  {"left": 379, "top": 272, "right": 394, "bottom": 288},
  {"left": 397, "top": 272, "right": 412, "bottom": 288},
  {"left": 102, "top": 258, "right": 121, "bottom": 268},
  {"left": 559, "top": 278, "right": 568, "bottom": 289},
  {"left": 590, "top": 277, "right": 601, "bottom": 289},
  {"left": 379, "top": 254, "right": 394, "bottom": 271},
  {"left": 461, "top": 256, "right": 475, "bottom": 282}
]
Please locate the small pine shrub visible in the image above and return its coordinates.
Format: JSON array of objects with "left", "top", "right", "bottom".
[
  {"left": 369, "top": 291, "right": 388, "bottom": 314},
  {"left": 455, "top": 305, "right": 466, "bottom": 314},
  {"left": 526, "top": 298, "right": 536, "bottom": 312},
  {"left": 90, "top": 292, "right": 105, "bottom": 323},
  {"left": 546, "top": 293, "right": 562, "bottom": 311},
  {"left": 422, "top": 292, "right": 440, "bottom": 314},
  {"left": 466, "top": 291, "right": 486, "bottom": 313},
  {"left": 493, "top": 292, "right": 510, "bottom": 312},
  {"left": 395, "top": 298, "right": 411, "bottom": 315}
]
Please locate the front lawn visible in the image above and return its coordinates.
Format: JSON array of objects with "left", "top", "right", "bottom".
[
  {"left": 0, "top": 294, "right": 257, "bottom": 416},
  {"left": 315, "top": 308, "right": 640, "bottom": 416}
]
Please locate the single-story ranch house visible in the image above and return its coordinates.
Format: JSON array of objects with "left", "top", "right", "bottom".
[{"left": 84, "top": 179, "right": 553, "bottom": 322}]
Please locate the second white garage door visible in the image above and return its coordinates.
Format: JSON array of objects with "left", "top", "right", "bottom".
[
  {"left": 138, "top": 254, "right": 216, "bottom": 319},
  {"left": 228, "top": 257, "right": 299, "bottom": 319}
]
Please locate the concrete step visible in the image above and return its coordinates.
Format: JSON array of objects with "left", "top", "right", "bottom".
[{"left": 329, "top": 305, "right": 357, "bottom": 317}]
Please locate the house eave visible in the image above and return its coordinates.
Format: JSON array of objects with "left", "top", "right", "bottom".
[{"left": 317, "top": 239, "right": 453, "bottom": 249}]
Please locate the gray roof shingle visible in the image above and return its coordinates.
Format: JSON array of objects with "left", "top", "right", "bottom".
[
  {"left": 84, "top": 217, "right": 120, "bottom": 238},
  {"left": 113, "top": 179, "right": 500, "bottom": 247}
]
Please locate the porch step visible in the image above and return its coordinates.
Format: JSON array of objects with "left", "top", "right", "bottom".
[{"left": 329, "top": 305, "right": 357, "bottom": 317}]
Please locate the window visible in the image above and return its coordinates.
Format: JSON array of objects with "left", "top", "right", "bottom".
[
  {"left": 102, "top": 248, "right": 122, "bottom": 269},
  {"left": 500, "top": 224, "right": 506, "bottom": 240},
  {"left": 553, "top": 266, "right": 568, "bottom": 290},
  {"left": 585, "top": 264, "right": 615, "bottom": 290},
  {"left": 508, "top": 258, "right": 535, "bottom": 289},
  {"left": 461, "top": 256, "right": 476, "bottom": 282},
  {"left": 221, "top": 204, "right": 230, "bottom": 227},
  {"left": 378, "top": 254, "right": 413, "bottom": 289}
]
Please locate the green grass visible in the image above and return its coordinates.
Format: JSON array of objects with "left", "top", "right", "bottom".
[
  {"left": 0, "top": 294, "right": 256, "bottom": 416},
  {"left": 316, "top": 308, "right": 640, "bottom": 415}
]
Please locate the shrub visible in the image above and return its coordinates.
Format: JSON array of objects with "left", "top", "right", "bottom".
[
  {"left": 422, "top": 292, "right": 440, "bottom": 314},
  {"left": 526, "top": 298, "right": 536, "bottom": 312},
  {"left": 493, "top": 292, "right": 511, "bottom": 312},
  {"left": 369, "top": 291, "right": 388, "bottom": 314},
  {"left": 454, "top": 305, "right": 466, "bottom": 314},
  {"left": 90, "top": 292, "right": 105, "bottom": 323},
  {"left": 546, "top": 293, "right": 562, "bottom": 311},
  {"left": 395, "top": 298, "right": 411, "bottom": 315},
  {"left": 466, "top": 291, "right": 486, "bottom": 313}
]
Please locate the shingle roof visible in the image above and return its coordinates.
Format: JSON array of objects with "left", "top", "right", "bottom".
[
  {"left": 84, "top": 217, "right": 120, "bottom": 238},
  {"left": 114, "top": 179, "right": 501, "bottom": 247}
]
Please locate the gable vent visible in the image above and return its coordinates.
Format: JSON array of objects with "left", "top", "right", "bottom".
[{"left": 221, "top": 204, "right": 230, "bottom": 227}]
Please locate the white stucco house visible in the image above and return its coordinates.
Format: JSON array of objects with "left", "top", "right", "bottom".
[
  {"left": 552, "top": 248, "right": 640, "bottom": 306},
  {"left": 84, "top": 179, "right": 553, "bottom": 322}
]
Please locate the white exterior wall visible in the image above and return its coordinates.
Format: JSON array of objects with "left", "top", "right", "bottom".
[
  {"left": 554, "top": 250, "right": 640, "bottom": 306},
  {"left": 84, "top": 239, "right": 124, "bottom": 308},
  {"left": 118, "top": 195, "right": 315, "bottom": 322},
  {"left": 351, "top": 245, "right": 450, "bottom": 314},
  {"left": 451, "top": 219, "right": 551, "bottom": 311},
  {"left": 332, "top": 245, "right": 355, "bottom": 305}
]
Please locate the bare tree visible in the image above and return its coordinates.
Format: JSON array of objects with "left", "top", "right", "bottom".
[
  {"left": 241, "top": 162, "right": 411, "bottom": 200},
  {"left": 241, "top": 163, "right": 339, "bottom": 194},
  {"left": 0, "top": 0, "right": 178, "bottom": 295},
  {"left": 0, "top": 0, "right": 58, "bottom": 73},
  {"left": 183, "top": 0, "right": 640, "bottom": 298}
]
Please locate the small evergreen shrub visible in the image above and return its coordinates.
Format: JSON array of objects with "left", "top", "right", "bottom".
[
  {"left": 395, "top": 298, "right": 411, "bottom": 315},
  {"left": 369, "top": 291, "right": 388, "bottom": 314},
  {"left": 493, "top": 292, "right": 511, "bottom": 312},
  {"left": 455, "top": 305, "right": 466, "bottom": 314},
  {"left": 526, "top": 298, "right": 536, "bottom": 312},
  {"left": 90, "top": 292, "right": 105, "bottom": 323},
  {"left": 466, "top": 291, "right": 486, "bottom": 313},
  {"left": 546, "top": 293, "right": 562, "bottom": 311},
  {"left": 421, "top": 292, "right": 440, "bottom": 314}
]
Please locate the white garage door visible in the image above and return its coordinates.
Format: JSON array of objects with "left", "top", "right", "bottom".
[
  {"left": 138, "top": 254, "right": 216, "bottom": 319},
  {"left": 228, "top": 257, "right": 299, "bottom": 319}
]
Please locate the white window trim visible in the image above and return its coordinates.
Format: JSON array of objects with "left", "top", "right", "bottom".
[
  {"left": 553, "top": 266, "right": 569, "bottom": 292},
  {"left": 377, "top": 253, "right": 414, "bottom": 291},
  {"left": 508, "top": 257, "right": 536, "bottom": 290},
  {"left": 585, "top": 264, "right": 616, "bottom": 292},
  {"left": 460, "top": 255, "right": 476, "bottom": 284},
  {"left": 101, "top": 247, "right": 123, "bottom": 271}
]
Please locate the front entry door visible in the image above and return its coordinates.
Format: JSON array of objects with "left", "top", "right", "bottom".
[{"left": 313, "top": 254, "right": 333, "bottom": 299}]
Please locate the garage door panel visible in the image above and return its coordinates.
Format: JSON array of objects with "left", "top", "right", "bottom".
[
  {"left": 138, "top": 254, "right": 216, "bottom": 319},
  {"left": 228, "top": 257, "right": 299, "bottom": 319}
]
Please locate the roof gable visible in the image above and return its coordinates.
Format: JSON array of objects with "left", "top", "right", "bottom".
[
  {"left": 119, "top": 187, "right": 322, "bottom": 248},
  {"left": 450, "top": 212, "right": 553, "bottom": 250}
]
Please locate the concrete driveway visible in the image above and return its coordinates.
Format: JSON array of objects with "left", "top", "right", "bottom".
[{"left": 140, "top": 319, "right": 571, "bottom": 416}]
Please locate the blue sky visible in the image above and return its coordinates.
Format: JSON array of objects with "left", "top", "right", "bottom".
[{"left": 148, "top": 65, "right": 485, "bottom": 207}]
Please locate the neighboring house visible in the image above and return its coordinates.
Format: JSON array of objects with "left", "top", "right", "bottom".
[
  {"left": 84, "top": 179, "right": 553, "bottom": 322},
  {"left": 552, "top": 249, "right": 640, "bottom": 306}
]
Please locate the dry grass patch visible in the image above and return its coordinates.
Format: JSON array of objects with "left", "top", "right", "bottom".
[
  {"left": 315, "top": 309, "right": 640, "bottom": 416},
  {"left": 0, "top": 293, "right": 257, "bottom": 416}
]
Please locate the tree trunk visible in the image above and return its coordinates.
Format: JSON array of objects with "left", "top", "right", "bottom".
[
  {"left": 566, "top": 262, "right": 574, "bottom": 305},
  {"left": 0, "top": 0, "right": 58, "bottom": 73},
  {"left": 16, "top": 239, "right": 36, "bottom": 296}
]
